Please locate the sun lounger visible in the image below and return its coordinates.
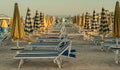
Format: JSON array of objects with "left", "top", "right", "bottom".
[
  {"left": 111, "top": 48, "right": 120, "bottom": 64},
  {"left": 19, "top": 50, "right": 58, "bottom": 54},
  {"left": 98, "top": 37, "right": 120, "bottom": 63},
  {"left": 103, "top": 41, "right": 120, "bottom": 47},
  {"left": 27, "top": 37, "right": 67, "bottom": 48},
  {"left": 26, "top": 41, "right": 61, "bottom": 48},
  {"left": 41, "top": 33, "right": 63, "bottom": 38},
  {"left": 91, "top": 36, "right": 101, "bottom": 45},
  {"left": 46, "top": 24, "right": 65, "bottom": 33},
  {"left": 37, "top": 37, "right": 67, "bottom": 41},
  {"left": 14, "top": 41, "right": 71, "bottom": 68}
]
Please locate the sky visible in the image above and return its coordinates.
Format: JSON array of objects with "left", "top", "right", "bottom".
[{"left": 0, "top": 0, "right": 119, "bottom": 17}]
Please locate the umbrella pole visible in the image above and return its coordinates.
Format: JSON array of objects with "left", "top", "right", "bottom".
[
  {"left": 16, "top": 39, "right": 19, "bottom": 54},
  {"left": 28, "top": 34, "right": 30, "bottom": 39},
  {"left": 101, "top": 34, "right": 105, "bottom": 41},
  {"left": 100, "top": 35, "right": 104, "bottom": 50},
  {"left": 17, "top": 39, "right": 19, "bottom": 48},
  {"left": 116, "top": 38, "right": 118, "bottom": 47}
]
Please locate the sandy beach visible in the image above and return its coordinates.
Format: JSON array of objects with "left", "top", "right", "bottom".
[{"left": 0, "top": 24, "right": 120, "bottom": 70}]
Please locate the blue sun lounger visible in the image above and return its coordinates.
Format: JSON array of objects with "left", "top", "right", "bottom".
[
  {"left": 26, "top": 37, "right": 67, "bottom": 48},
  {"left": 26, "top": 41, "right": 62, "bottom": 48},
  {"left": 103, "top": 41, "right": 120, "bottom": 47},
  {"left": 14, "top": 41, "right": 71, "bottom": 68}
]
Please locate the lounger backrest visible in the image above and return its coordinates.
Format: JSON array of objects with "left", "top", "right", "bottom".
[{"left": 56, "top": 41, "right": 70, "bottom": 58}]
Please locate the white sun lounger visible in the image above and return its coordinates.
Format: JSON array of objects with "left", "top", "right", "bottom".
[
  {"left": 111, "top": 48, "right": 120, "bottom": 64},
  {"left": 14, "top": 41, "right": 71, "bottom": 68},
  {"left": 103, "top": 41, "right": 120, "bottom": 64}
]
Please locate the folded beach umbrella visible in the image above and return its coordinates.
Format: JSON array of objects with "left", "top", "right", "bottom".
[
  {"left": 24, "top": 8, "right": 33, "bottom": 35},
  {"left": 46, "top": 15, "right": 52, "bottom": 28},
  {"left": 50, "top": 16, "right": 55, "bottom": 26},
  {"left": 70, "top": 17, "right": 74, "bottom": 24},
  {"left": 108, "top": 14, "right": 113, "bottom": 25},
  {"left": 40, "top": 12, "right": 46, "bottom": 32},
  {"left": 72, "top": 15, "right": 77, "bottom": 24},
  {"left": 84, "top": 12, "right": 91, "bottom": 32},
  {"left": 11, "top": 3, "right": 25, "bottom": 48},
  {"left": 112, "top": 1, "right": 120, "bottom": 46},
  {"left": 80, "top": 13, "right": 85, "bottom": 27},
  {"left": 99, "top": 8, "right": 109, "bottom": 35},
  {"left": 108, "top": 14, "right": 113, "bottom": 31},
  {"left": 44, "top": 14, "right": 47, "bottom": 28},
  {"left": 34, "top": 10, "right": 40, "bottom": 30},
  {"left": 40, "top": 12, "right": 44, "bottom": 27},
  {"left": 76, "top": 14, "right": 81, "bottom": 26},
  {"left": 91, "top": 10, "right": 99, "bottom": 32},
  {"left": 112, "top": 1, "right": 120, "bottom": 37},
  {"left": 33, "top": 10, "right": 40, "bottom": 34}
]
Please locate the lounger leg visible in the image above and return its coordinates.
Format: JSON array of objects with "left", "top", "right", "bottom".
[
  {"left": 56, "top": 59, "right": 62, "bottom": 68},
  {"left": 53, "top": 59, "right": 56, "bottom": 63},
  {"left": 31, "top": 47, "right": 36, "bottom": 50},
  {"left": 54, "top": 57, "right": 62, "bottom": 64},
  {"left": 100, "top": 42, "right": 104, "bottom": 51},
  {"left": 58, "top": 57, "right": 62, "bottom": 65},
  {"left": 18, "top": 59, "right": 24, "bottom": 68},
  {"left": 16, "top": 50, "right": 20, "bottom": 54},
  {"left": 68, "top": 42, "right": 72, "bottom": 56},
  {"left": 68, "top": 46, "right": 71, "bottom": 56},
  {"left": 115, "top": 50, "right": 119, "bottom": 64}
]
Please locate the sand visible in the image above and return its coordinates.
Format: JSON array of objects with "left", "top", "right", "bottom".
[{"left": 0, "top": 23, "right": 120, "bottom": 70}]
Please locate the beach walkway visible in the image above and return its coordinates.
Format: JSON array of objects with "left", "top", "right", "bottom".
[{"left": 0, "top": 24, "right": 120, "bottom": 70}]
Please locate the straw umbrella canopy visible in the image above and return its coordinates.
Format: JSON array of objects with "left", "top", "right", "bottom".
[
  {"left": 99, "top": 8, "right": 109, "bottom": 35},
  {"left": 112, "top": 1, "right": 120, "bottom": 46},
  {"left": 91, "top": 10, "right": 99, "bottom": 32},
  {"left": 24, "top": 8, "right": 33, "bottom": 36},
  {"left": 33, "top": 10, "right": 40, "bottom": 34},
  {"left": 11, "top": 3, "right": 25, "bottom": 48}
]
